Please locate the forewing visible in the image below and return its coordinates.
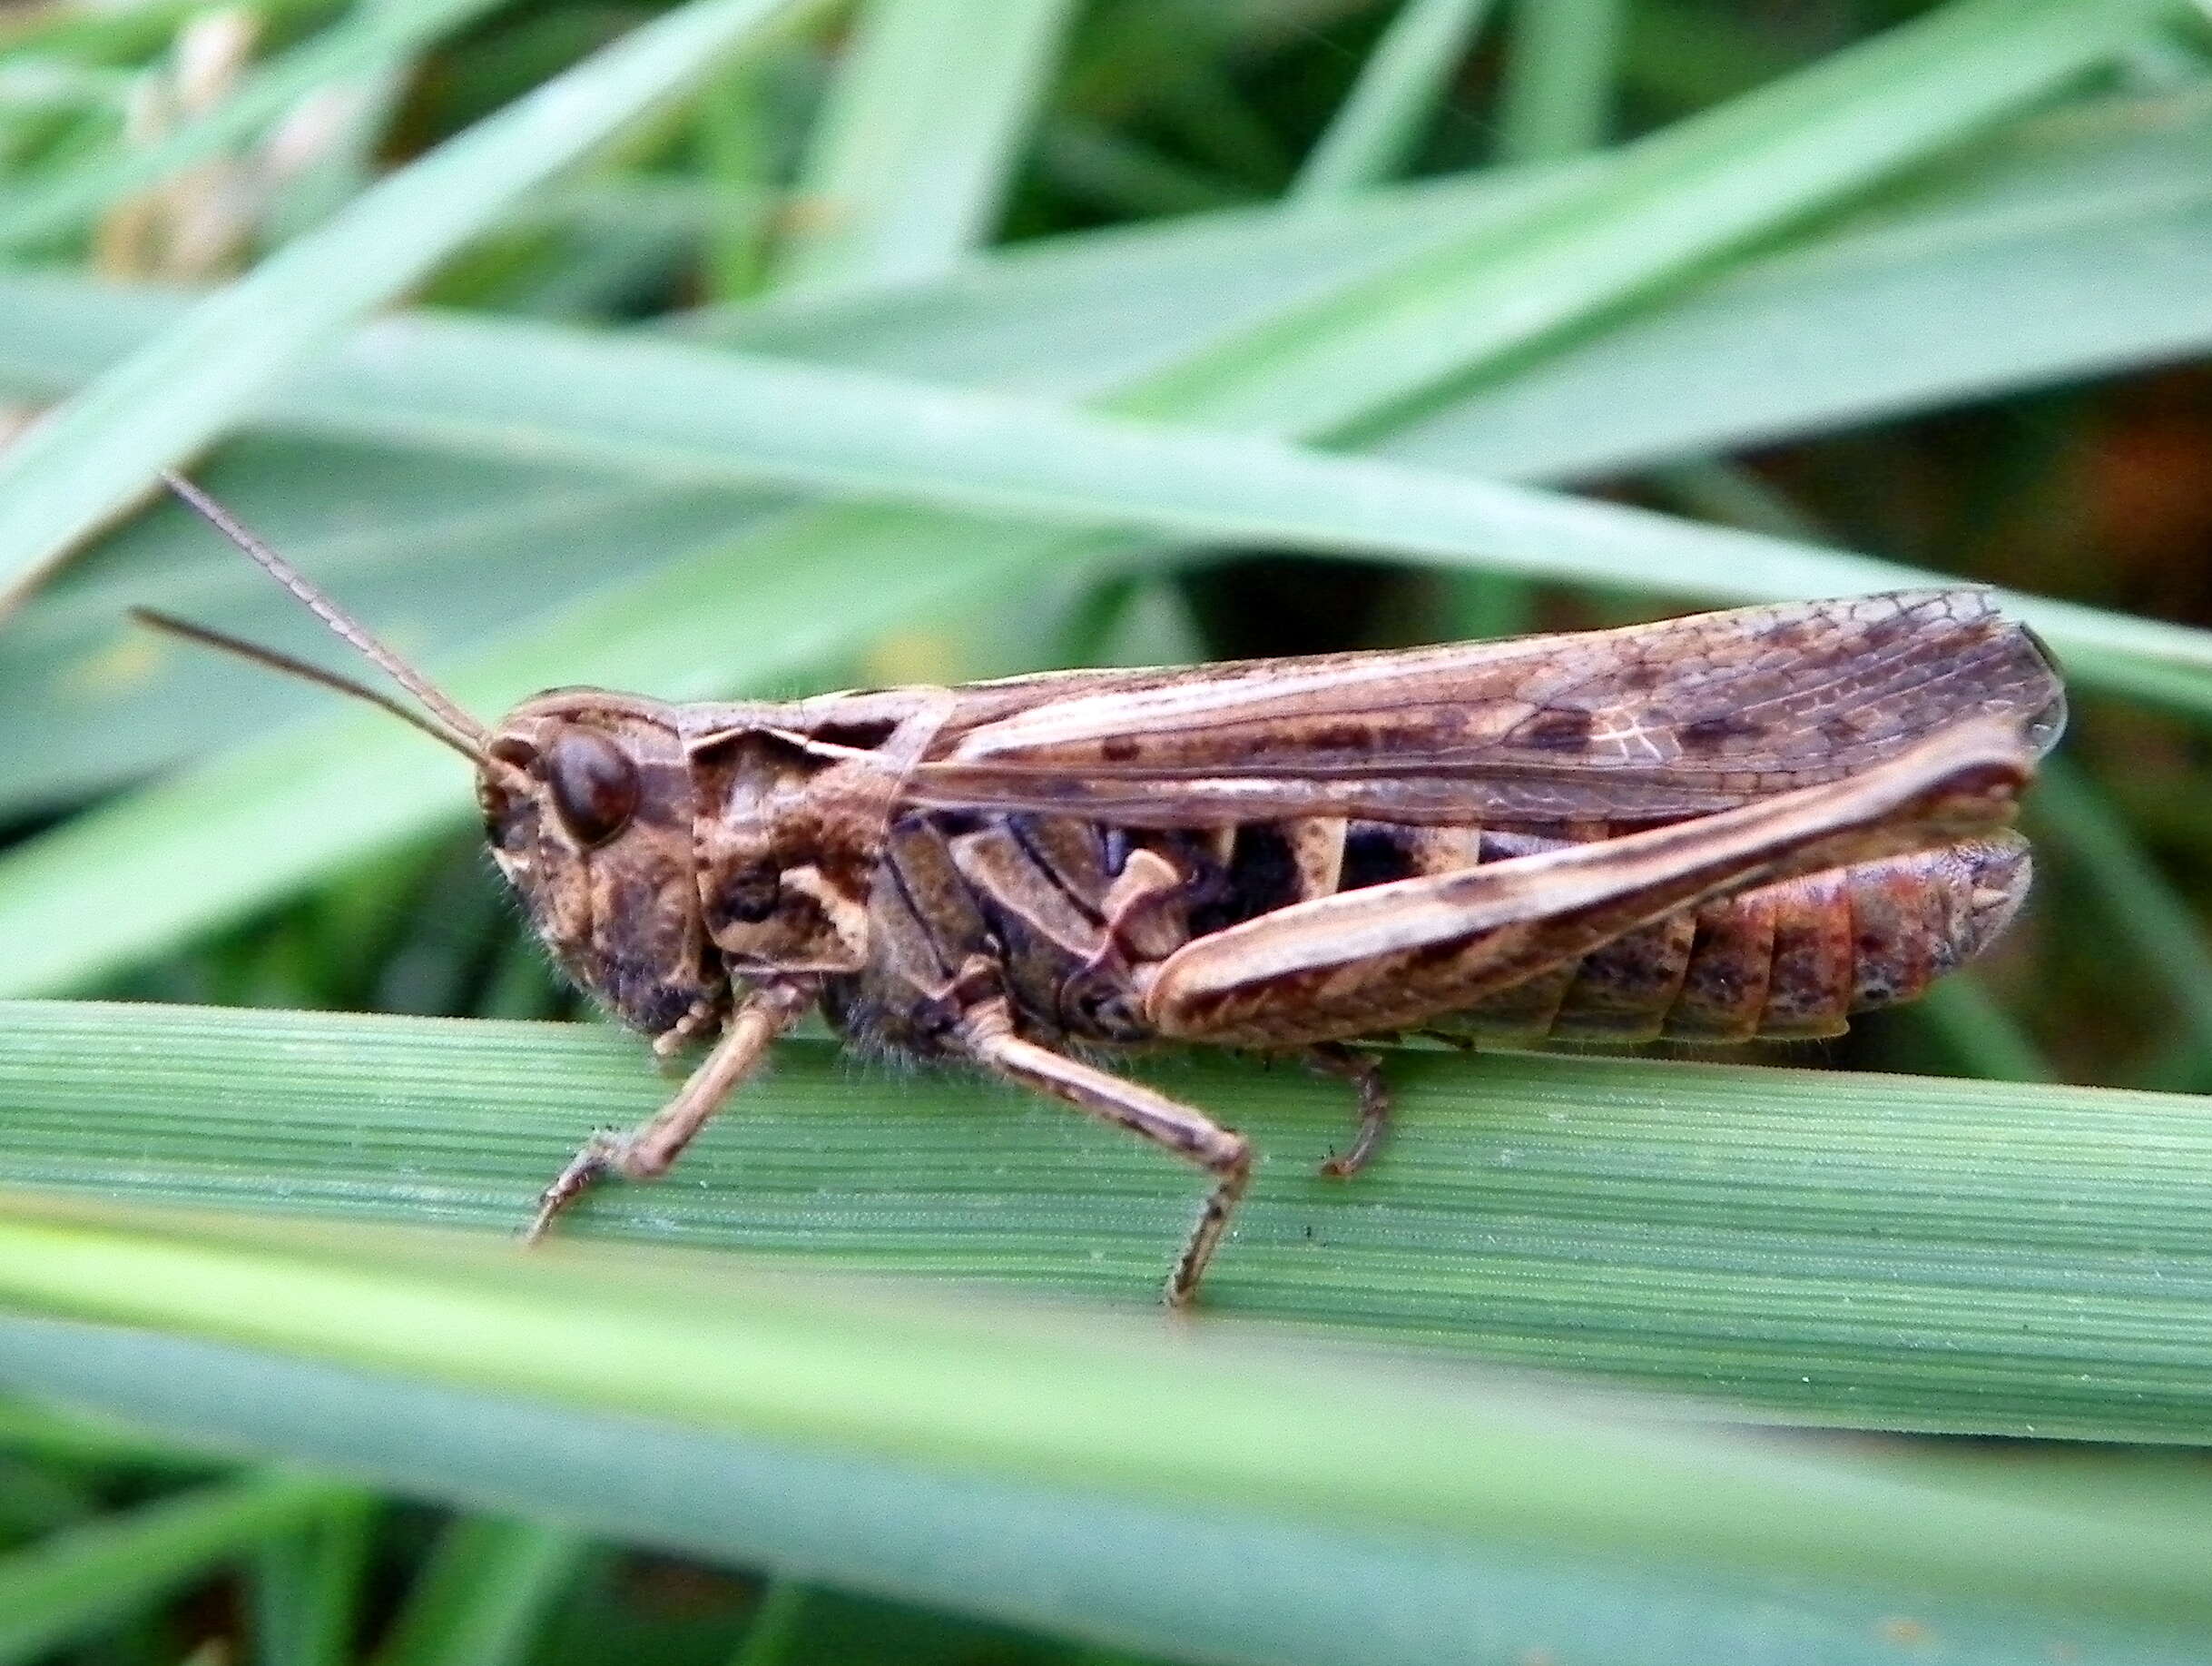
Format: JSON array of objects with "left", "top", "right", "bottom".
[{"left": 909, "top": 588, "right": 2065, "bottom": 828}]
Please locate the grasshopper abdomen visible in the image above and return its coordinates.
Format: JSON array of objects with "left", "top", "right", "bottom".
[{"left": 830, "top": 807, "right": 2032, "bottom": 1058}]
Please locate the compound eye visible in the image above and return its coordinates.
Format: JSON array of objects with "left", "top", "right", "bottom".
[{"left": 546, "top": 727, "right": 639, "bottom": 848}]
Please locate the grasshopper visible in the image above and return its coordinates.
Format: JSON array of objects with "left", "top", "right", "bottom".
[{"left": 146, "top": 475, "right": 2065, "bottom": 1305}]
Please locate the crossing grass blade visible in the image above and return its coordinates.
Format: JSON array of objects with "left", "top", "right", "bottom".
[
  {"left": 0, "top": 0, "right": 512, "bottom": 251},
  {"left": 369, "top": 1515, "right": 586, "bottom": 1666},
  {"left": 776, "top": 0, "right": 1080, "bottom": 291},
  {"left": 0, "top": 1310, "right": 2205, "bottom": 1666},
  {"left": 1288, "top": 0, "right": 1499, "bottom": 198},
  {"left": 1116, "top": 0, "right": 2179, "bottom": 436},
  {"left": 0, "top": 1473, "right": 344, "bottom": 1665},
  {"left": 0, "top": 0, "right": 825, "bottom": 615}
]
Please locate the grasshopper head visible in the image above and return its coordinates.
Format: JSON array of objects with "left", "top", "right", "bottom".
[
  {"left": 480, "top": 691, "right": 722, "bottom": 1038},
  {"left": 145, "top": 476, "right": 725, "bottom": 1042}
]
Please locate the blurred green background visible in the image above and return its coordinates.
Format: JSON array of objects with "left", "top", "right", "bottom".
[{"left": 1, "top": 0, "right": 2211, "bottom": 1661}]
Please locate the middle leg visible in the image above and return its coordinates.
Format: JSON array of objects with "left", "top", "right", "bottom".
[{"left": 1303, "top": 1042, "right": 1391, "bottom": 1178}]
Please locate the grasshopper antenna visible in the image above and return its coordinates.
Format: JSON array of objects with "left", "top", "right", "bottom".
[
  {"left": 130, "top": 606, "right": 485, "bottom": 765},
  {"left": 159, "top": 471, "right": 493, "bottom": 762}
]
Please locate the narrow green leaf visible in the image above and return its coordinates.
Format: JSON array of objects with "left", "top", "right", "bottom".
[
  {"left": 725, "top": 1582, "right": 811, "bottom": 1666},
  {"left": 691, "top": 58, "right": 781, "bottom": 301},
  {"left": 1, "top": 1000, "right": 2208, "bottom": 1441},
  {"left": 1123, "top": 0, "right": 2178, "bottom": 435},
  {"left": 1386, "top": 94, "right": 2212, "bottom": 478},
  {"left": 1289, "top": 0, "right": 1498, "bottom": 199},
  {"left": 0, "top": 1472, "right": 342, "bottom": 1665},
  {"left": 0, "top": 0, "right": 824, "bottom": 613},
  {"left": 1909, "top": 975, "right": 2058, "bottom": 1083},
  {"left": 0, "top": 1190, "right": 2208, "bottom": 1643},
  {"left": 1, "top": 1316, "right": 2200, "bottom": 1666},
  {"left": 259, "top": 0, "right": 422, "bottom": 243},
  {"left": 1495, "top": 0, "right": 1625, "bottom": 162},
  {"left": 0, "top": 0, "right": 510, "bottom": 251},
  {"left": 2030, "top": 757, "right": 2212, "bottom": 1064},
  {"left": 778, "top": 0, "right": 1081, "bottom": 291},
  {"left": 0, "top": 0, "right": 336, "bottom": 61},
  {"left": 251, "top": 1493, "right": 374, "bottom": 1666},
  {"left": 371, "top": 1515, "right": 585, "bottom": 1666},
  {"left": 3, "top": 275, "right": 2207, "bottom": 695}
]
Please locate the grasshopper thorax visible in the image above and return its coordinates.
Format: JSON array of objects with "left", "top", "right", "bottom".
[{"left": 480, "top": 689, "right": 723, "bottom": 1039}]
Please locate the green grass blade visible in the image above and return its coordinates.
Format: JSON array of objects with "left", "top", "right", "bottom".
[
  {"left": 4, "top": 278, "right": 2208, "bottom": 695},
  {"left": 259, "top": 0, "right": 421, "bottom": 243},
  {"left": 1, "top": 1000, "right": 2208, "bottom": 1442},
  {"left": 1495, "top": 0, "right": 1623, "bottom": 162},
  {"left": 1288, "top": 0, "right": 1498, "bottom": 198},
  {"left": 251, "top": 1493, "right": 375, "bottom": 1666},
  {"left": 0, "top": 1317, "right": 2201, "bottom": 1666},
  {"left": 0, "top": 1191, "right": 2210, "bottom": 1641},
  {"left": 691, "top": 58, "right": 781, "bottom": 301},
  {"left": 1123, "top": 0, "right": 2176, "bottom": 435},
  {"left": 0, "top": 0, "right": 822, "bottom": 614},
  {"left": 1908, "top": 975, "right": 2058, "bottom": 1083},
  {"left": 0, "top": 0, "right": 509, "bottom": 251},
  {"left": 371, "top": 1515, "right": 587, "bottom": 1666},
  {"left": 9, "top": 98, "right": 2205, "bottom": 478},
  {"left": 0, "top": 0, "right": 337, "bottom": 61},
  {"left": 777, "top": 0, "right": 1080, "bottom": 291},
  {"left": 0, "top": 1472, "right": 342, "bottom": 1665},
  {"left": 2031, "top": 756, "right": 2212, "bottom": 1066},
  {"left": 1387, "top": 93, "right": 2212, "bottom": 478},
  {"left": 725, "top": 1581, "right": 810, "bottom": 1666}
]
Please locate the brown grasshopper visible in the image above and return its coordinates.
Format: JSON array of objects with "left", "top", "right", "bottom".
[{"left": 145, "top": 474, "right": 2065, "bottom": 1305}]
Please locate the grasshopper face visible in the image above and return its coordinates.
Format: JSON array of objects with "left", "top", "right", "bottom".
[{"left": 480, "top": 690, "right": 721, "bottom": 1040}]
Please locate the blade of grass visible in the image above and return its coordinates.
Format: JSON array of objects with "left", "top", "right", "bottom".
[
  {"left": 1288, "top": 0, "right": 1498, "bottom": 199},
  {"left": 692, "top": 90, "right": 2212, "bottom": 434},
  {"left": 2030, "top": 756, "right": 2212, "bottom": 1068},
  {"left": 1122, "top": 0, "right": 2179, "bottom": 436},
  {"left": 251, "top": 1493, "right": 374, "bottom": 1666},
  {"left": 1387, "top": 96, "right": 2212, "bottom": 479},
  {"left": 1036, "top": 116, "right": 1256, "bottom": 215},
  {"left": 0, "top": 0, "right": 336, "bottom": 61},
  {"left": 259, "top": 0, "right": 421, "bottom": 242},
  {"left": 5, "top": 277, "right": 2210, "bottom": 693},
  {"left": 0, "top": 0, "right": 511, "bottom": 251},
  {"left": 1495, "top": 0, "right": 1623, "bottom": 162},
  {"left": 691, "top": 58, "right": 781, "bottom": 301},
  {"left": 0, "top": 1192, "right": 2210, "bottom": 1638},
  {"left": 3, "top": 1317, "right": 2203, "bottom": 1666},
  {"left": 777, "top": 0, "right": 1080, "bottom": 291},
  {"left": 370, "top": 1515, "right": 586, "bottom": 1666},
  {"left": 0, "top": 0, "right": 828, "bottom": 616},
  {"left": 2, "top": 1000, "right": 2210, "bottom": 1440},
  {"left": 0, "top": 1472, "right": 344, "bottom": 1666},
  {"left": 726, "top": 1581, "right": 811, "bottom": 1666},
  {"left": 1907, "top": 975, "right": 2058, "bottom": 1083}
]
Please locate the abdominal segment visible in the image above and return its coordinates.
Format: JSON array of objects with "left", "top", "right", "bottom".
[{"left": 1426, "top": 833, "right": 2031, "bottom": 1046}]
